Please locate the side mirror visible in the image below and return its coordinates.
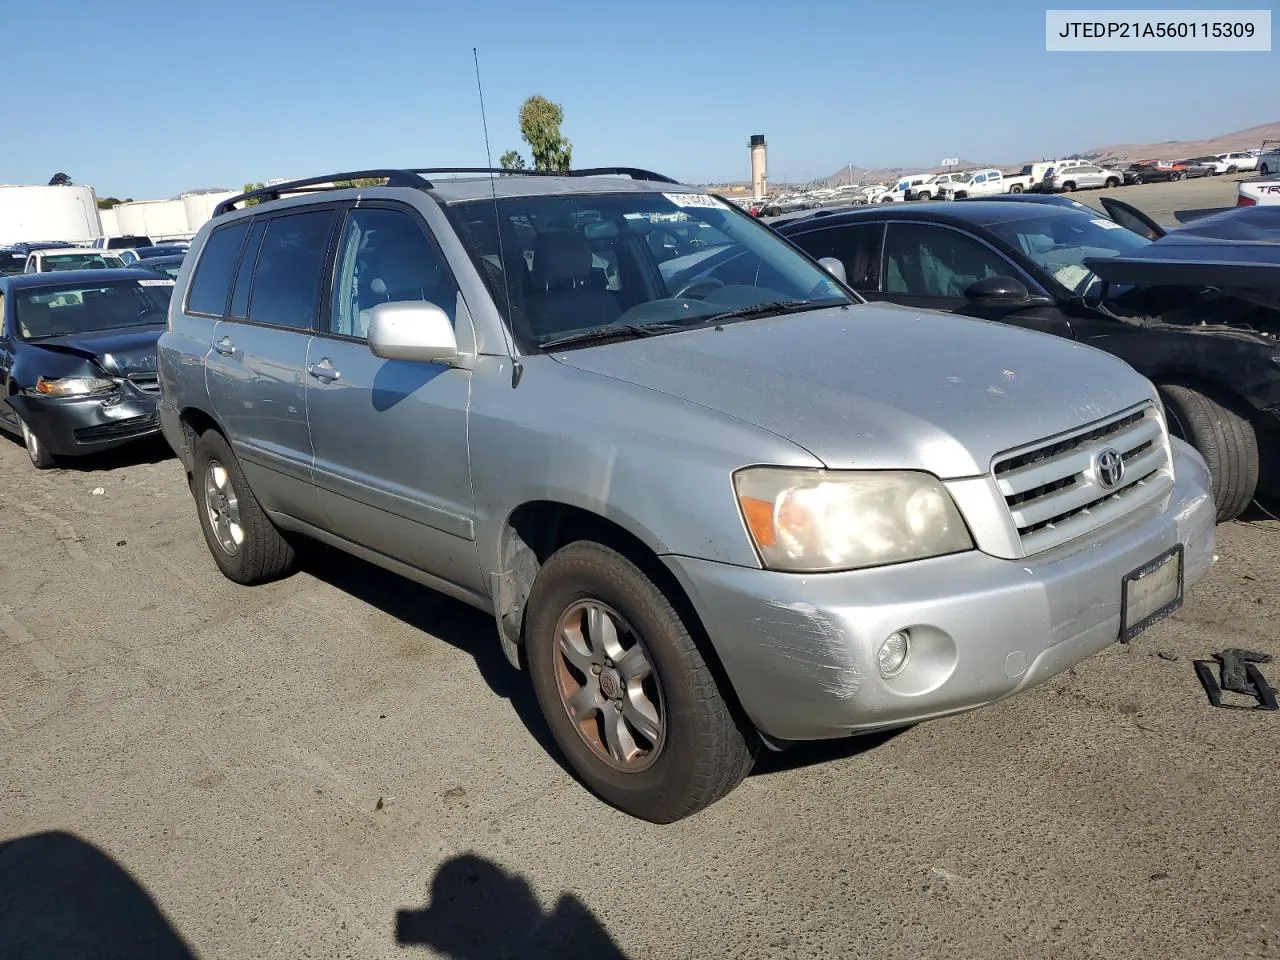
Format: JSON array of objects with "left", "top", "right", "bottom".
[
  {"left": 817, "top": 257, "right": 847, "bottom": 284},
  {"left": 963, "top": 275, "right": 1053, "bottom": 310},
  {"left": 367, "top": 301, "right": 459, "bottom": 365}
]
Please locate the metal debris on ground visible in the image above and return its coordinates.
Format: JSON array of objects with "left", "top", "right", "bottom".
[{"left": 1193, "top": 648, "right": 1277, "bottom": 711}]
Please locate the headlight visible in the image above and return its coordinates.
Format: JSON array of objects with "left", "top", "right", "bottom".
[
  {"left": 34, "top": 376, "right": 117, "bottom": 397},
  {"left": 734, "top": 467, "right": 974, "bottom": 572}
]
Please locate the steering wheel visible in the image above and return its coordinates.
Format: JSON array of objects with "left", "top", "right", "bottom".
[{"left": 671, "top": 277, "right": 725, "bottom": 300}]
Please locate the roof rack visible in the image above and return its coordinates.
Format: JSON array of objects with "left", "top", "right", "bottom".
[
  {"left": 212, "top": 165, "right": 681, "bottom": 218},
  {"left": 212, "top": 169, "right": 434, "bottom": 216},
  {"left": 407, "top": 167, "right": 679, "bottom": 184}
]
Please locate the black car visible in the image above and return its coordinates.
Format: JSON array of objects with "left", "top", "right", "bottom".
[
  {"left": 0, "top": 269, "right": 174, "bottom": 468},
  {"left": 0, "top": 248, "right": 27, "bottom": 277},
  {"left": 119, "top": 244, "right": 189, "bottom": 266},
  {"left": 132, "top": 254, "right": 185, "bottom": 279},
  {"left": 775, "top": 200, "right": 1280, "bottom": 521}
]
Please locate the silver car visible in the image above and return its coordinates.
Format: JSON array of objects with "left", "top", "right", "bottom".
[
  {"left": 1043, "top": 164, "right": 1125, "bottom": 192},
  {"left": 157, "top": 168, "right": 1216, "bottom": 822}
]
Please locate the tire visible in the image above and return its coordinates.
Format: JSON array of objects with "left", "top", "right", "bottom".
[
  {"left": 954, "top": 191, "right": 968, "bottom": 200},
  {"left": 191, "top": 428, "right": 296, "bottom": 584},
  {"left": 1062, "top": 182, "right": 1076, "bottom": 192},
  {"left": 1227, "top": 165, "right": 1237, "bottom": 174},
  {"left": 1009, "top": 184, "right": 1023, "bottom": 194},
  {"left": 19, "top": 418, "right": 56, "bottom": 470},
  {"left": 917, "top": 192, "right": 931, "bottom": 201},
  {"left": 1262, "top": 164, "right": 1272, "bottom": 176},
  {"left": 1104, "top": 177, "right": 1120, "bottom": 189},
  {"left": 524, "top": 541, "right": 756, "bottom": 823},
  {"left": 1158, "top": 383, "right": 1259, "bottom": 522}
]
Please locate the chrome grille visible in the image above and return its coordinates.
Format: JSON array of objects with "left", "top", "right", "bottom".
[{"left": 993, "top": 403, "right": 1173, "bottom": 556}]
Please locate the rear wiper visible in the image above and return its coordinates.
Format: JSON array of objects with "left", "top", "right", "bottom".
[{"left": 539, "top": 323, "right": 676, "bottom": 351}]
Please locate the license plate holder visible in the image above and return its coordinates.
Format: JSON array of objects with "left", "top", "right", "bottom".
[{"left": 1120, "top": 544, "right": 1184, "bottom": 643}]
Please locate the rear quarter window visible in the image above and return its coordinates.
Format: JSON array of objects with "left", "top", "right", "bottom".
[{"left": 186, "top": 222, "right": 250, "bottom": 316}]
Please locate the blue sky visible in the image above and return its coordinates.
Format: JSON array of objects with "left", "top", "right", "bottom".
[{"left": 5, "top": 0, "right": 1274, "bottom": 198}]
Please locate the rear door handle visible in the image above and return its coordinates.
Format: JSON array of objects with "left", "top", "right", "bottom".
[
  {"left": 308, "top": 359, "right": 341, "bottom": 382},
  {"left": 214, "top": 336, "right": 235, "bottom": 356}
]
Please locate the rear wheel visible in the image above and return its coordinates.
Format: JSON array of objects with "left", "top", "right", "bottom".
[
  {"left": 1063, "top": 182, "right": 1076, "bottom": 192},
  {"left": 19, "top": 419, "right": 55, "bottom": 470},
  {"left": 1158, "top": 382, "right": 1259, "bottom": 522},
  {"left": 1009, "top": 184, "right": 1023, "bottom": 194},
  {"left": 525, "top": 541, "right": 756, "bottom": 823},
  {"left": 192, "top": 429, "right": 296, "bottom": 584},
  {"left": 1227, "top": 165, "right": 1238, "bottom": 174},
  {"left": 1262, "top": 164, "right": 1272, "bottom": 176}
]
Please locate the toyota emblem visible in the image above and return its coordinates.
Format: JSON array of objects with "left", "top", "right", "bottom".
[{"left": 1095, "top": 447, "right": 1125, "bottom": 490}]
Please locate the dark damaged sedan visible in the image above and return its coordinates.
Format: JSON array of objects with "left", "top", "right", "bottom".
[
  {"left": 0, "top": 269, "right": 173, "bottom": 468},
  {"left": 775, "top": 201, "right": 1280, "bottom": 521}
]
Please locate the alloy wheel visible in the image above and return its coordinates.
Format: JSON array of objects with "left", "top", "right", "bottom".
[
  {"left": 203, "top": 459, "right": 244, "bottom": 556},
  {"left": 553, "top": 599, "right": 666, "bottom": 772}
]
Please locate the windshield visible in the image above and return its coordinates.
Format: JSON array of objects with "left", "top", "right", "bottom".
[
  {"left": 988, "top": 211, "right": 1152, "bottom": 297},
  {"left": 39, "top": 253, "right": 124, "bottom": 271},
  {"left": 135, "top": 246, "right": 185, "bottom": 259},
  {"left": 14, "top": 278, "right": 174, "bottom": 338},
  {"left": 446, "top": 191, "right": 851, "bottom": 349}
]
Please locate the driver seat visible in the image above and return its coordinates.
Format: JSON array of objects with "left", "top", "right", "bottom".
[{"left": 525, "top": 231, "right": 621, "bottom": 338}]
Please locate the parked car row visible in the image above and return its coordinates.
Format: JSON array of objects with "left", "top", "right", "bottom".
[{"left": 0, "top": 167, "right": 1225, "bottom": 825}]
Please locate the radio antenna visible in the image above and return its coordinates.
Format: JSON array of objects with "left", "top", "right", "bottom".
[{"left": 472, "top": 47, "right": 520, "bottom": 384}]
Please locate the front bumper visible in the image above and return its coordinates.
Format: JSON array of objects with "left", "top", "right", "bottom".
[
  {"left": 10, "top": 387, "right": 160, "bottom": 457},
  {"left": 665, "top": 439, "right": 1216, "bottom": 741}
]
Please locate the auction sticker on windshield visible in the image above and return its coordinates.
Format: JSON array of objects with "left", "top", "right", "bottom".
[
  {"left": 138, "top": 279, "right": 175, "bottom": 286},
  {"left": 1091, "top": 219, "right": 1125, "bottom": 229},
  {"left": 664, "top": 193, "right": 725, "bottom": 209}
]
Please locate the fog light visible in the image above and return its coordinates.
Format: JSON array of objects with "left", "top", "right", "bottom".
[{"left": 878, "top": 631, "right": 911, "bottom": 678}]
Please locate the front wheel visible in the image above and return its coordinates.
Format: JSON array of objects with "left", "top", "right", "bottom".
[
  {"left": 192, "top": 428, "right": 297, "bottom": 584},
  {"left": 19, "top": 418, "right": 55, "bottom": 469},
  {"left": 1262, "top": 164, "right": 1272, "bottom": 176},
  {"left": 1104, "top": 177, "right": 1120, "bottom": 189},
  {"left": 525, "top": 541, "right": 756, "bottom": 823},
  {"left": 1158, "top": 383, "right": 1258, "bottom": 522}
]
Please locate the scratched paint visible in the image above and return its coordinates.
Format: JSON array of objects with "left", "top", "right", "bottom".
[{"left": 754, "top": 599, "right": 862, "bottom": 700}]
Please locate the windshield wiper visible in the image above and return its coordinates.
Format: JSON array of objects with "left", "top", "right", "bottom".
[
  {"left": 538, "top": 323, "right": 677, "bottom": 351},
  {"left": 699, "top": 299, "right": 832, "bottom": 326}
]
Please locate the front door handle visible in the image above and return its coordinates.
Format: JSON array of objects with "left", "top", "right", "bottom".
[
  {"left": 214, "top": 336, "right": 235, "bottom": 356},
  {"left": 308, "top": 359, "right": 341, "bottom": 383}
]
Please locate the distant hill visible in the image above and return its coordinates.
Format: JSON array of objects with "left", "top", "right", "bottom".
[
  {"left": 817, "top": 121, "right": 1280, "bottom": 185},
  {"left": 1069, "top": 120, "right": 1280, "bottom": 167}
]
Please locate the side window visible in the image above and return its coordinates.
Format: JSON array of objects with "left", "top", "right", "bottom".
[
  {"left": 883, "top": 223, "right": 1011, "bottom": 298},
  {"left": 228, "top": 219, "right": 267, "bottom": 319},
  {"left": 328, "top": 207, "right": 460, "bottom": 339},
  {"left": 187, "top": 221, "right": 249, "bottom": 316},
  {"left": 791, "top": 223, "right": 883, "bottom": 292},
  {"left": 246, "top": 210, "right": 335, "bottom": 330}
]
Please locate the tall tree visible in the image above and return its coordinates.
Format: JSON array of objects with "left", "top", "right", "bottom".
[
  {"left": 48, "top": 172, "right": 72, "bottom": 186},
  {"left": 516, "top": 95, "right": 571, "bottom": 172}
]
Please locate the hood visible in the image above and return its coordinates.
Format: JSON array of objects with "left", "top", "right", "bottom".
[
  {"left": 553, "top": 304, "right": 1151, "bottom": 478},
  {"left": 1086, "top": 241, "right": 1280, "bottom": 291},
  {"left": 28, "top": 324, "right": 162, "bottom": 375}
]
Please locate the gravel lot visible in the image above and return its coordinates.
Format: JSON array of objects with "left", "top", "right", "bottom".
[{"left": 2, "top": 173, "right": 1277, "bottom": 960}]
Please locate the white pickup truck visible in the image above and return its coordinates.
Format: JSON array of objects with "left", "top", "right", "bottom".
[{"left": 935, "top": 168, "right": 1009, "bottom": 200}]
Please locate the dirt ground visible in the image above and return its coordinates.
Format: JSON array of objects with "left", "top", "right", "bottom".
[{"left": 1, "top": 171, "right": 1277, "bottom": 960}]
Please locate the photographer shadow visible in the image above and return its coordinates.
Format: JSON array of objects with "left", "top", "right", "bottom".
[{"left": 396, "top": 853, "right": 628, "bottom": 960}]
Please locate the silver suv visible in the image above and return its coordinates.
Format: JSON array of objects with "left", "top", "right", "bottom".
[{"left": 157, "top": 167, "right": 1216, "bottom": 822}]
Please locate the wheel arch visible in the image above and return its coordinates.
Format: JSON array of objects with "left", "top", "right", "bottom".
[
  {"left": 177, "top": 405, "right": 223, "bottom": 475},
  {"left": 490, "top": 499, "right": 752, "bottom": 729}
]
